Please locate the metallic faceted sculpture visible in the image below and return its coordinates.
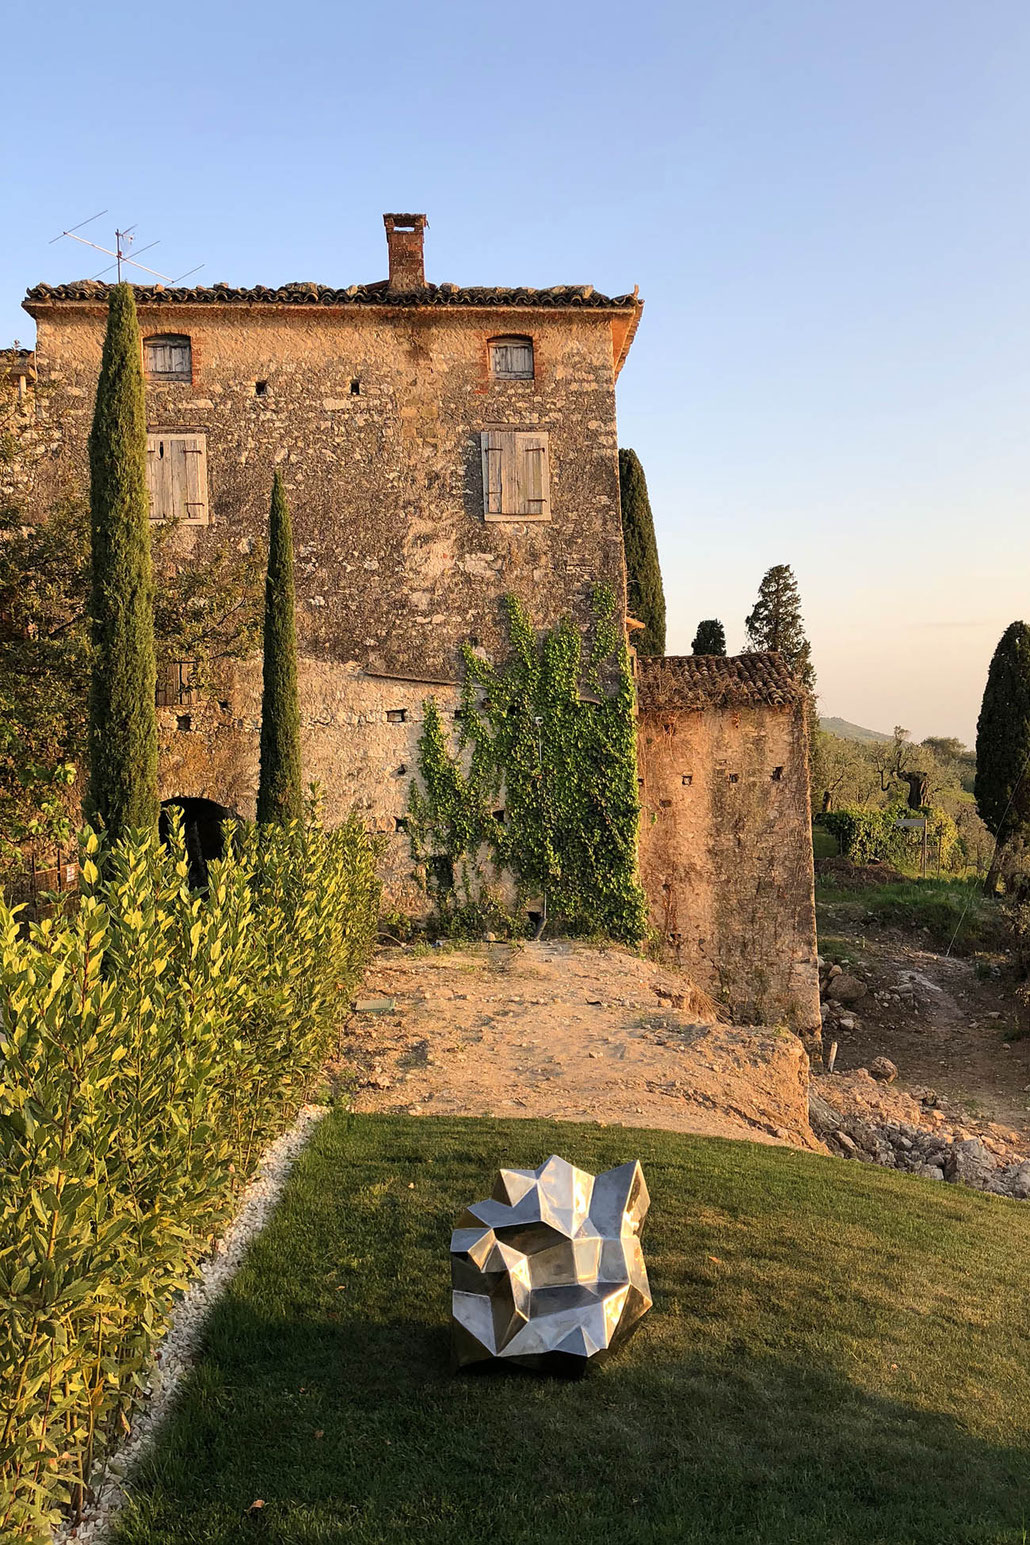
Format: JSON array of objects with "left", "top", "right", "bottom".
[{"left": 450, "top": 1155, "right": 652, "bottom": 1372}]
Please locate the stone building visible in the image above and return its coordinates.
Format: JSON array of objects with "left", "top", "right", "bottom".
[
  {"left": 636, "top": 655, "right": 821, "bottom": 1040},
  {"left": 6, "top": 213, "right": 819, "bottom": 1034}
]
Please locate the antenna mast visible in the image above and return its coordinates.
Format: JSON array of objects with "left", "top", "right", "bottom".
[{"left": 49, "top": 211, "right": 204, "bottom": 286}]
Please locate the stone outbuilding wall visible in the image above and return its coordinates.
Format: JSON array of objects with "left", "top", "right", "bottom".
[{"left": 636, "top": 654, "right": 821, "bottom": 1044}]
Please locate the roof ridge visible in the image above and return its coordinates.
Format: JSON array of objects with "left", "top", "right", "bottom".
[{"left": 24, "top": 279, "right": 639, "bottom": 312}]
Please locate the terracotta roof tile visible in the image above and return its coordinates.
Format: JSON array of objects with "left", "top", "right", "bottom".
[
  {"left": 636, "top": 653, "right": 805, "bottom": 710},
  {"left": 24, "top": 280, "right": 638, "bottom": 312}
]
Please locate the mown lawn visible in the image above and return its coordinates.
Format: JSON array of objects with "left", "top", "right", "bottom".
[{"left": 114, "top": 1114, "right": 1030, "bottom": 1545}]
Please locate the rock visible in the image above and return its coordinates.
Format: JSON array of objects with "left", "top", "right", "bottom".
[
  {"left": 1003, "top": 1161, "right": 1030, "bottom": 1200},
  {"left": 825, "top": 974, "right": 868, "bottom": 1004},
  {"left": 809, "top": 1091, "right": 846, "bottom": 1135},
  {"left": 913, "top": 1162, "right": 945, "bottom": 1180},
  {"left": 870, "top": 1056, "right": 898, "bottom": 1084},
  {"left": 944, "top": 1138, "right": 999, "bottom": 1193},
  {"left": 838, "top": 1016, "right": 856, "bottom": 1031}
]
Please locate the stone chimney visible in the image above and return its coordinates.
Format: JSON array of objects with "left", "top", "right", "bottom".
[{"left": 384, "top": 213, "right": 427, "bottom": 292}]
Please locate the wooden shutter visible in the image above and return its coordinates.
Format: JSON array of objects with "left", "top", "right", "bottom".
[
  {"left": 481, "top": 430, "right": 550, "bottom": 520},
  {"left": 515, "top": 432, "right": 549, "bottom": 518},
  {"left": 481, "top": 430, "right": 507, "bottom": 516},
  {"left": 146, "top": 433, "right": 209, "bottom": 524},
  {"left": 181, "top": 436, "right": 208, "bottom": 522}
]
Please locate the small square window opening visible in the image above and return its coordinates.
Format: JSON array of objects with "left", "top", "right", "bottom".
[
  {"left": 386, "top": 708, "right": 407, "bottom": 724},
  {"left": 772, "top": 766, "right": 784, "bottom": 781},
  {"left": 350, "top": 378, "right": 360, "bottom": 395},
  {"left": 255, "top": 380, "right": 268, "bottom": 397},
  {"left": 681, "top": 774, "right": 693, "bottom": 786},
  {"left": 489, "top": 336, "right": 534, "bottom": 380},
  {"left": 144, "top": 335, "right": 191, "bottom": 382}
]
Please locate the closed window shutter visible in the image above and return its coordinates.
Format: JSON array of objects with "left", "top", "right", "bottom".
[
  {"left": 181, "top": 436, "right": 208, "bottom": 522},
  {"left": 481, "top": 430, "right": 506, "bottom": 515},
  {"left": 515, "top": 433, "right": 549, "bottom": 518},
  {"left": 146, "top": 433, "right": 209, "bottom": 524},
  {"left": 481, "top": 430, "right": 550, "bottom": 520}
]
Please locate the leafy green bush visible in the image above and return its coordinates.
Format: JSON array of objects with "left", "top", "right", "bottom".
[
  {"left": 822, "top": 804, "right": 908, "bottom": 865},
  {"left": 822, "top": 803, "right": 960, "bottom": 871},
  {"left": 0, "top": 813, "right": 380, "bottom": 1540}
]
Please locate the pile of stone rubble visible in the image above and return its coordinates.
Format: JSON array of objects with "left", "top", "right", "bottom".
[{"left": 810, "top": 1071, "right": 1030, "bottom": 1200}]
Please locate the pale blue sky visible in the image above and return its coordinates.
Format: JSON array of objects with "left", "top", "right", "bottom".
[{"left": 4, "top": 0, "right": 1028, "bottom": 743}]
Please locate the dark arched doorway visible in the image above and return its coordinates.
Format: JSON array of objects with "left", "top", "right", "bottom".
[{"left": 160, "top": 797, "right": 231, "bottom": 889}]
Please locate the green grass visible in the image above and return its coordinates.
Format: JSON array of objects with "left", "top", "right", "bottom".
[
  {"left": 811, "top": 825, "right": 839, "bottom": 859},
  {"left": 816, "top": 876, "right": 1001, "bottom": 953},
  {"left": 113, "top": 1115, "right": 1030, "bottom": 1545}
]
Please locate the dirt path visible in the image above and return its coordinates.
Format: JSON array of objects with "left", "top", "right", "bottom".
[
  {"left": 344, "top": 941, "right": 822, "bottom": 1150},
  {"left": 818, "top": 908, "right": 1030, "bottom": 1144}
]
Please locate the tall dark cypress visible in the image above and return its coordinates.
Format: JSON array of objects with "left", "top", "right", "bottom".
[
  {"left": 975, "top": 621, "right": 1030, "bottom": 843},
  {"left": 691, "top": 619, "right": 727, "bottom": 655},
  {"left": 257, "top": 471, "right": 302, "bottom": 823},
  {"left": 618, "top": 448, "right": 666, "bottom": 656},
  {"left": 84, "top": 283, "right": 158, "bottom": 840}
]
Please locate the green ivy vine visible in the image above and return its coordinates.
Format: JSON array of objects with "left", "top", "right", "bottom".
[{"left": 407, "top": 587, "right": 648, "bottom": 943}]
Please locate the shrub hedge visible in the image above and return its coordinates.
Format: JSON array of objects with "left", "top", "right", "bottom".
[
  {"left": 821, "top": 803, "right": 960, "bottom": 870},
  {"left": 0, "top": 813, "right": 380, "bottom": 1540}
]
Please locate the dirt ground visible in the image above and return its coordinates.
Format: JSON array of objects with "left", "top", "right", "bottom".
[
  {"left": 817, "top": 903, "right": 1030, "bottom": 1146},
  {"left": 344, "top": 940, "right": 821, "bottom": 1149}
]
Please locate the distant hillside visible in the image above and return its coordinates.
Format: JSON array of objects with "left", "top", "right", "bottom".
[{"left": 820, "top": 717, "right": 893, "bottom": 744}]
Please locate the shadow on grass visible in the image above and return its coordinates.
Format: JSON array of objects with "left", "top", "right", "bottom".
[{"left": 115, "top": 1305, "right": 1029, "bottom": 1545}]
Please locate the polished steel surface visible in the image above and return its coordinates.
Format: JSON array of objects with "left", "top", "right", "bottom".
[{"left": 450, "top": 1154, "right": 651, "bottom": 1371}]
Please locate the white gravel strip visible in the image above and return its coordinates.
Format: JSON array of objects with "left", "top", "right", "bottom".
[{"left": 56, "top": 1102, "right": 332, "bottom": 1544}]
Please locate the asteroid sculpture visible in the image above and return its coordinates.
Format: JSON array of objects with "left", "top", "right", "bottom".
[{"left": 450, "top": 1154, "right": 651, "bottom": 1372}]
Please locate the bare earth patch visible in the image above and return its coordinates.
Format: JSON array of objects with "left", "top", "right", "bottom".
[{"left": 344, "top": 941, "right": 821, "bottom": 1149}]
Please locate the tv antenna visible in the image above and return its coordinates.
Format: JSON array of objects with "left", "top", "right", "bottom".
[{"left": 49, "top": 211, "right": 204, "bottom": 286}]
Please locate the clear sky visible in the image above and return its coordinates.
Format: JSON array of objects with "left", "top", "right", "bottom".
[{"left": 4, "top": 0, "right": 1028, "bottom": 745}]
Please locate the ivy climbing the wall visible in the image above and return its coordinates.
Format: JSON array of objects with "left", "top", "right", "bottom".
[{"left": 407, "top": 588, "right": 648, "bottom": 943}]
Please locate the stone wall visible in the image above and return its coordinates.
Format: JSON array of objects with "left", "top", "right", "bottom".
[
  {"left": 23, "top": 302, "right": 627, "bottom": 678},
  {"left": 637, "top": 691, "right": 821, "bottom": 1044},
  {"left": 12, "top": 286, "right": 631, "bottom": 911}
]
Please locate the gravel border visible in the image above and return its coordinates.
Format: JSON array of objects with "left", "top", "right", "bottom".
[{"left": 56, "top": 1103, "right": 332, "bottom": 1544}]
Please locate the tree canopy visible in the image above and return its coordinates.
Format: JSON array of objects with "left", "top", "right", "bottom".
[
  {"left": 83, "top": 283, "right": 158, "bottom": 840},
  {"left": 257, "top": 471, "right": 303, "bottom": 824},
  {"left": 744, "top": 563, "right": 815, "bottom": 691},
  {"left": 691, "top": 619, "right": 726, "bottom": 655},
  {"left": 975, "top": 621, "right": 1030, "bottom": 843},
  {"left": 617, "top": 448, "right": 666, "bottom": 656}
]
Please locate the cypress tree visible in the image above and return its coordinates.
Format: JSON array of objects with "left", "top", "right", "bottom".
[
  {"left": 691, "top": 619, "right": 726, "bottom": 655},
  {"left": 84, "top": 283, "right": 158, "bottom": 840},
  {"left": 257, "top": 471, "right": 303, "bottom": 823},
  {"left": 618, "top": 448, "right": 666, "bottom": 656},
  {"left": 975, "top": 621, "right": 1030, "bottom": 843},
  {"left": 744, "top": 563, "right": 816, "bottom": 691}
]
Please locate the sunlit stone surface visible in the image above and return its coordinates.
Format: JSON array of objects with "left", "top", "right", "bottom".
[{"left": 450, "top": 1155, "right": 652, "bottom": 1372}]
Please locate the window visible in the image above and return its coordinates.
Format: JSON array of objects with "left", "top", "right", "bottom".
[
  {"left": 386, "top": 708, "right": 407, "bottom": 724},
  {"left": 480, "top": 430, "right": 550, "bottom": 521},
  {"left": 156, "top": 660, "right": 196, "bottom": 708},
  {"left": 144, "top": 335, "right": 191, "bottom": 382},
  {"left": 146, "top": 433, "right": 209, "bottom": 523},
  {"left": 489, "top": 336, "right": 534, "bottom": 380}
]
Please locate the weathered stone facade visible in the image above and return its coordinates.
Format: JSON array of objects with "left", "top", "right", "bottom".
[
  {"left": 7, "top": 215, "right": 820, "bottom": 1032},
  {"left": 637, "top": 655, "right": 821, "bottom": 1041}
]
